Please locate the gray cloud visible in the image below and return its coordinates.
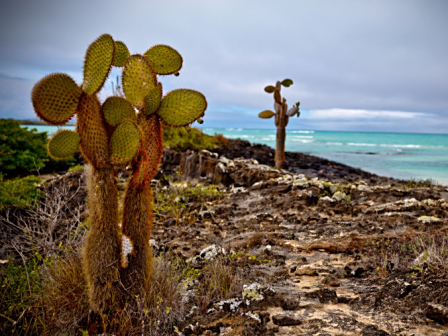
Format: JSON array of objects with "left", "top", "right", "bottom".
[{"left": 0, "top": 0, "right": 447, "bottom": 133}]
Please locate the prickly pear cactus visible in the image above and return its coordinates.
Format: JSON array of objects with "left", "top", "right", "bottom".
[
  {"left": 258, "top": 79, "right": 300, "bottom": 169},
  {"left": 31, "top": 33, "right": 207, "bottom": 329}
]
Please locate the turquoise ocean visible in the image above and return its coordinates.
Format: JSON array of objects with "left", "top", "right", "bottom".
[{"left": 22, "top": 125, "right": 448, "bottom": 186}]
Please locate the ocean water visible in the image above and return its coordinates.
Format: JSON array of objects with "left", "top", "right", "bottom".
[
  {"left": 202, "top": 128, "right": 448, "bottom": 186},
  {"left": 21, "top": 125, "right": 448, "bottom": 185}
]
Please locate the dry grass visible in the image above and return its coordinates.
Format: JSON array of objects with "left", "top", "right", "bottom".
[
  {"left": 40, "top": 252, "right": 89, "bottom": 335},
  {"left": 0, "top": 173, "right": 86, "bottom": 259},
  {"left": 194, "top": 256, "right": 243, "bottom": 313},
  {"left": 360, "top": 229, "right": 448, "bottom": 277},
  {"left": 37, "top": 252, "right": 188, "bottom": 336}
]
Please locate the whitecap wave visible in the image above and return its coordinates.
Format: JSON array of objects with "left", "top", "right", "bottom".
[
  {"left": 347, "top": 142, "right": 377, "bottom": 147},
  {"left": 380, "top": 144, "right": 421, "bottom": 148},
  {"left": 290, "top": 139, "right": 314, "bottom": 143}
]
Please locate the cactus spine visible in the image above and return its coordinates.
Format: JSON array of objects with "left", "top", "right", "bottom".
[
  {"left": 258, "top": 79, "right": 300, "bottom": 169},
  {"left": 31, "top": 34, "right": 207, "bottom": 331}
]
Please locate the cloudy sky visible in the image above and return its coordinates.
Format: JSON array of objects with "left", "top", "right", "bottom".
[{"left": 0, "top": 0, "right": 447, "bottom": 133}]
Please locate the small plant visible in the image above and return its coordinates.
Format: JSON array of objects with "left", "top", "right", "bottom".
[
  {"left": 258, "top": 79, "right": 300, "bottom": 169},
  {"left": 154, "top": 180, "right": 224, "bottom": 226},
  {"left": 403, "top": 178, "right": 439, "bottom": 189},
  {"left": 0, "top": 253, "right": 45, "bottom": 335},
  {"left": 192, "top": 256, "right": 242, "bottom": 312},
  {"left": 68, "top": 164, "right": 84, "bottom": 172}
]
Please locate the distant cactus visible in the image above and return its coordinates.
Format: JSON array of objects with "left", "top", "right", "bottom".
[
  {"left": 258, "top": 79, "right": 300, "bottom": 169},
  {"left": 31, "top": 34, "right": 206, "bottom": 329}
]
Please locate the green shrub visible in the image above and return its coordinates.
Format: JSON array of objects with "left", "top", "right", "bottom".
[
  {"left": 0, "top": 119, "right": 48, "bottom": 176},
  {"left": 162, "top": 126, "right": 222, "bottom": 152},
  {"left": 0, "top": 175, "right": 44, "bottom": 211}
]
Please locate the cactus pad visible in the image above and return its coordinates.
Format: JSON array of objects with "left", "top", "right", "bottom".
[
  {"left": 32, "top": 73, "right": 82, "bottom": 125},
  {"left": 286, "top": 106, "right": 298, "bottom": 117},
  {"left": 258, "top": 110, "right": 275, "bottom": 119},
  {"left": 47, "top": 130, "right": 80, "bottom": 160},
  {"left": 264, "top": 85, "right": 276, "bottom": 93},
  {"left": 113, "top": 41, "right": 130, "bottom": 67},
  {"left": 103, "top": 96, "right": 136, "bottom": 127},
  {"left": 281, "top": 79, "right": 293, "bottom": 87},
  {"left": 144, "top": 44, "right": 183, "bottom": 75},
  {"left": 143, "top": 83, "right": 163, "bottom": 116},
  {"left": 157, "top": 89, "right": 207, "bottom": 127},
  {"left": 76, "top": 93, "right": 109, "bottom": 168},
  {"left": 82, "top": 34, "right": 115, "bottom": 95},
  {"left": 110, "top": 120, "right": 141, "bottom": 165},
  {"left": 122, "top": 55, "right": 157, "bottom": 110}
]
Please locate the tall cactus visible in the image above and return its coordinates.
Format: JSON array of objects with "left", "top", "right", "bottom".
[
  {"left": 258, "top": 79, "right": 300, "bottom": 169},
  {"left": 31, "top": 34, "right": 207, "bottom": 327}
]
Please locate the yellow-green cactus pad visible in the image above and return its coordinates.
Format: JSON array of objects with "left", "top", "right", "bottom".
[
  {"left": 110, "top": 120, "right": 141, "bottom": 165},
  {"left": 76, "top": 93, "right": 109, "bottom": 168},
  {"left": 32, "top": 73, "right": 82, "bottom": 125},
  {"left": 143, "top": 82, "right": 163, "bottom": 116},
  {"left": 144, "top": 44, "right": 183, "bottom": 75},
  {"left": 81, "top": 34, "right": 115, "bottom": 95},
  {"left": 47, "top": 130, "right": 80, "bottom": 160},
  {"left": 122, "top": 55, "right": 157, "bottom": 110},
  {"left": 264, "top": 85, "right": 275, "bottom": 93},
  {"left": 103, "top": 96, "right": 136, "bottom": 126},
  {"left": 157, "top": 89, "right": 207, "bottom": 127},
  {"left": 258, "top": 110, "right": 275, "bottom": 119},
  {"left": 113, "top": 41, "right": 130, "bottom": 67},
  {"left": 281, "top": 79, "right": 293, "bottom": 87}
]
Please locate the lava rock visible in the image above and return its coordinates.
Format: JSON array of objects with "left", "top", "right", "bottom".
[
  {"left": 272, "top": 314, "right": 302, "bottom": 326},
  {"left": 425, "top": 302, "right": 448, "bottom": 325},
  {"left": 317, "top": 288, "right": 338, "bottom": 304}
]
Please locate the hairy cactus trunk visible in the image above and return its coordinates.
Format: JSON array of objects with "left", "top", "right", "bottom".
[
  {"left": 119, "top": 114, "right": 162, "bottom": 298},
  {"left": 82, "top": 164, "right": 121, "bottom": 313},
  {"left": 120, "top": 181, "right": 154, "bottom": 297}
]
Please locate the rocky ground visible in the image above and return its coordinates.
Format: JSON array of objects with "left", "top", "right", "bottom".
[
  {"left": 155, "top": 139, "right": 448, "bottom": 335},
  {"left": 1, "top": 139, "right": 448, "bottom": 335}
]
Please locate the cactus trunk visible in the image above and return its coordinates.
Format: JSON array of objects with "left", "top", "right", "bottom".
[
  {"left": 120, "top": 180, "right": 154, "bottom": 296},
  {"left": 119, "top": 114, "right": 162, "bottom": 298},
  {"left": 82, "top": 164, "right": 121, "bottom": 314},
  {"left": 275, "top": 125, "right": 286, "bottom": 169}
]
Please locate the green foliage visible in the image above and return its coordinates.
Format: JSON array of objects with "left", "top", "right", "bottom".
[
  {"left": 154, "top": 181, "right": 224, "bottom": 225},
  {"left": 0, "top": 253, "right": 45, "bottom": 335},
  {"left": 403, "top": 178, "right": 439, "bottom": 189},
  {"left": 0, "top": 119, "right": 48, "bottom": 176},
  {"left": 162, "top": 126, "right": 222, "bottom": 152},
  {"left": 0, "top": 175, "right": 44, "bottom": 211},
  {"left": 68, "top": 164, "right": 84, "bottom": 172}
]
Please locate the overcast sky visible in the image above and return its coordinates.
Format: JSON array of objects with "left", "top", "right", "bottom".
[{"left": 0, "top": 0, "right": 447, "bottom": 133}]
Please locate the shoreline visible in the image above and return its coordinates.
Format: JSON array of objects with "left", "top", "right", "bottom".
[{"left": 210, "top": 138, "right": 446, "bottom": 187}]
